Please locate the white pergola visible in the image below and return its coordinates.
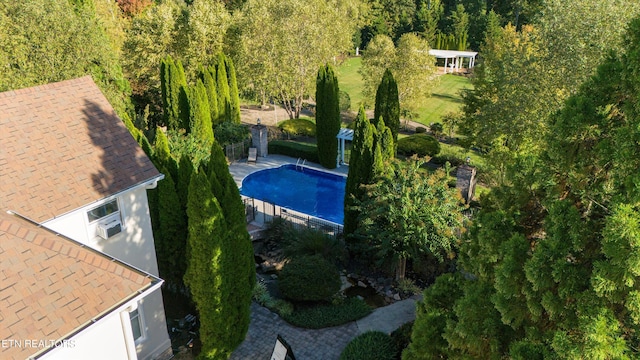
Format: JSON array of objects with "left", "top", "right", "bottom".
[
  {"left": 336, "top": 128, "right": 353, "bottom": 167},
  {"left": 429, "top": 49, "right": 478, "bottom": 73}
]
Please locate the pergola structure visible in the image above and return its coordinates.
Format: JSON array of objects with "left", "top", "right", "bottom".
[
  {"left": 336, "top": 128, "right": 353, "bottom": 167},
  {"left": 429, "top": 49, "right": 478, "bottom": 73}
]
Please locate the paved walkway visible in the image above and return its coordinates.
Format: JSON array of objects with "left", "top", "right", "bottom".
[{"left": 230, "top": 297, "right": 419, "bottom": 360}]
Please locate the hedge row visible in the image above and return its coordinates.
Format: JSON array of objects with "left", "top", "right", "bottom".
[{"left": 268, "top": 140, "right": 319, "bottom": 163}]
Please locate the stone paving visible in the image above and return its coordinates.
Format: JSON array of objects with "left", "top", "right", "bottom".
[{"left": 230, "top": 297, "right": 419, "bottom": 360}]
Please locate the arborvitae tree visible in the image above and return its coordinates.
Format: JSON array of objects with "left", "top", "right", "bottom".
[
  {"left": 315, "top": 64, "right": 341, "bottom": 169},
  {"left": 160, "top": 55, "right": 187, "bottom": 130},
  {"left": 178, "top": 85, "right": 191, "bottom": 132},
  {"left": 224, "top": 55, "right": 241, "bottom": 124},
  {"left": 344, "top": 106, "right": 376, "bottom": 238},
  {"left": 184, "top": 170, "right": 229, "bottom": 359},
  {"left": 189, "top": 79, "right": 214, "bottom": 145},
  {"left": 202, "top": 69, "right": 220, "bottom": 127},
  {"left": 214, "top": 54, "right": 231, "bottom": 123},
  {"left": 206, "top": 142, "right": 256, "bottom": 354},
  {"left": 153, "top": 128, "right": 179, "bottom": 182},
  {"left": 156, "top": 169, "right": 187, "bottom": 288},
  {"left": 177, "top": 153, "right": 194, "bottom": 210},
  {"left": 373, "top": 69, "right": 400, "bottom": 142}
]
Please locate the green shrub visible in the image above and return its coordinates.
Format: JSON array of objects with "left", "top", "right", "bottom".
[
  {"left": 268, "top": 140, "right": 319, "bottom": 163},
  {"left": 340, "top": 331, "right": 396, "bottom": 360},
  {"left": 283, "top": 228, "right": 346, "bottom": 265},
  {"left": 430, "top": 154, "right": 465, "bottom": 166},
  {"left": 397, "top": 134, "right": 441, "bottom": 157},
  {"left": 278, "top": 255, "right": 341, "bottom": 302},
  {"left": 214, "top": 121, "right": 249, "bottom": 147},
  {"left": 339, "top": 90, "right": 351, "bottom": 111},
  {"left": 278, "top": 118, "right": 316, "bottom": 137},
  {"left": 390, "top": 322, "right": 414, "bottom": 358},
  {"left": 415, "top": 126, "right": 427, "bottom": 133},
  {"left": 282, "top": 297, "right": 371, "bottom": 329}
]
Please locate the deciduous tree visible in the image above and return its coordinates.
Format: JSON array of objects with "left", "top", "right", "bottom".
[{"left": 233, "top": 0, "right": 359, "bottom": 119}]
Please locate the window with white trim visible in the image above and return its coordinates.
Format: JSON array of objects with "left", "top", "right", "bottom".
[
  {"left": 129, "top": 307, "right": 144, "bottom": 343},
  {"left": 87, "top": 199, "right": 119, "bottom": 222}
]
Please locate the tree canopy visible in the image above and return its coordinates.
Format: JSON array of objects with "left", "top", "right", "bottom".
[{"left": 232, "top": 0, "right": 360, "bottom": 119}]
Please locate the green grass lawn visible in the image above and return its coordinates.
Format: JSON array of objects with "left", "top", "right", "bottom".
[
  {"left": 415, "top": 75, "right": 472, "bottom": 126},
  {"left": 335, "top": 57, "right": 366, "bottom": 109},
  {"left": 335, "top": 57, "right": 472, "bottom": 126}
]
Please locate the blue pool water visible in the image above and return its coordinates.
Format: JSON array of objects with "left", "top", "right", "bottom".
[{"left": 240, "top": 164, "right": 346, "bottom": 224}]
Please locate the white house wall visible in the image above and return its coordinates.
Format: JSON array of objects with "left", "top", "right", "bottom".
[
  {"left": 42, "top": 186, "right": 159, "bottom": 276},
  {"left": 41, "top": 186, "right": 171, "bottom": 360},
  {"left": 40, "top": 309, "right": 130, "bottom": 360}
]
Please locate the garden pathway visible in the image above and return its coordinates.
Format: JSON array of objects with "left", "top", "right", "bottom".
[{"left": 229, "top": 296, "right": 420, "bottom": 360}]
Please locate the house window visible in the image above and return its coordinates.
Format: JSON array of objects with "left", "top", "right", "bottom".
[
  {"left": 129, "top": 308, "right": 144, "bottom": 342},
  {"left": 87, "top": 199, "right": 119, "bottom": 222}
]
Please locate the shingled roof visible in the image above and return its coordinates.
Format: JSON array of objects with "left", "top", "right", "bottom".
[
  {"left": 0, "top": 76, "right": 160, "bottom": 223},
  {"left": 0, "top": 211, "right": 157, "bottom": 360}
]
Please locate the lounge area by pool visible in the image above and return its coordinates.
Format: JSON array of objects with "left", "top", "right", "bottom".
[{"left": 240, "top": 164, "right": 346, "bottom": 224}]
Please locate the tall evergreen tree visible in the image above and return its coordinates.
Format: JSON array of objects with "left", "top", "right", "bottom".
[
  {"left": 178, "top": 85, "right": 191, "bottom": 132},
  {"left": 344, "top": 106, "right": 393, "bottom": 240},
  {"left": 177, "top": 153, "right": 194, "bottom": 210},
  {"left": 184, "top": 170, "right": 228, "bottom": 359},
  {"left": 206, "top": 142, "right": 256, "bottom": 354},
  {"left": 160, "top": 55, "right": 187, "bottom": 130},
  {"left": 202, "top": 68, "right": 220, "bottom": 128},
  {"left": 373, "top": 69, "right": 400, "bottom": 142},
  {"left": 156, "top": 169, "right": 187, "bottom": 288},
  {"left": 224, "top": 55, "right": 241, "bottom": 124},
  {"left": 214, "top": 54, "right": 231, "bottom": 123},
  {"left": 315, "top": 64, "right": 341, "bottom": 169},
  {"left": 189, "top": 79, "right": 214, "bottom": 145}
]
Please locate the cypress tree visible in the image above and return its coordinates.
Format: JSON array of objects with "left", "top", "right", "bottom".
[
  {"left": 344, "top": 106, "right": 375, "bottom": 237},
  {"left": 177, "top": 153, "right": 194, "bottom": 210},
  {"left": 160, "top": 56, "right": 187, "bottom": 130},
  {"left": 184, "top": 170, "right": 228, "bottom": 359},
  {"left": 190, "top": 79, "right": 214, "bottom": 145},
  {"left": 214, "top": 54, "right": 231, "bottom": 123},
  {"left": 178, "top": 85, "right": 191, "bottom": 132},
  {"left": 316, "top": 64, "right": 341, "bottom": 169},
  {"left": 207, "top": 142, "right": 255, "bottom": 347},
  {"left": 224, "top": 55, "right": 242, "bottom": 124},
  {"left": 156, "top": 169, "right": 187, "bottom": 288},
  {"left": 203, "top": 69, "right": 220, "bottom": 128},
  {"left": 374, "top": 69, "right": 400, "bottom": 142}
]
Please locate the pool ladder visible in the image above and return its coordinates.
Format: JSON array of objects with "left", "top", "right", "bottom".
[{"left": 295, "top": 158, "right": 307, "bottom": 171}]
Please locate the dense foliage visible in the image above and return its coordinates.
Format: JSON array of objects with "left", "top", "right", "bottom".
[
  {"left": 340, "top": 331, "right": 396, "bottom": 360},
  {"left": 277, "top": 255, "right": 341, "bottom": 302},
  {"left": 282, "top": 297, "right": 372, "bottom": 329},
  {"left": 343, "top": 107, "right": 394, "bottom": 238},
  {"left": 406, "top": 15, "right": 640, "bottom": 359},
  {"left": 316, "top": 64, "right": 342, "bottom": 169},
  {"left": 268, "top": 140, "right": 319, "bottom": 163},
  {"left": 396, "top": 134, "right": 441, "bottom": 158},
  {"left": 373, "top": 69, "right": 400, "bottom": 142},
  {"left": 277, "top": 119, "right": 317, "bottom": 137}
]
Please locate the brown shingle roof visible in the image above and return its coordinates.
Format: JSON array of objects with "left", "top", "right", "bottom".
[
  {"left": 0, "top": 76, "right": 160, "bottom": 222},
  {"left": 0, "top": 211, "right": 155, "bottom": 360}
]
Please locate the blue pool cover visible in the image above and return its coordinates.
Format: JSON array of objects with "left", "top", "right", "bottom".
[{"left": 240, "top": 164, "right": 346, "bottom": 224}]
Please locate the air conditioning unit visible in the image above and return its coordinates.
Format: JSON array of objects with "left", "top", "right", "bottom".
[{"left": 97, "top": 219, "right": 122, "bottom": 240}]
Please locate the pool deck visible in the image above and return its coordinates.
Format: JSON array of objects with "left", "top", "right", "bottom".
[{"left": 228, "top": 154, "right": 349, "bottom": 188}]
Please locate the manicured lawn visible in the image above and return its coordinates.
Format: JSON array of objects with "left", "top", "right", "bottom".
[
  {"left": 415, "top": 74, "right": 472, "bottom": 126},
  {"left": 335, "top": 57, "right": 472, "bottom": 126},
  {"left": 335, "top": 57, "right": 366, "bottom": 109}
]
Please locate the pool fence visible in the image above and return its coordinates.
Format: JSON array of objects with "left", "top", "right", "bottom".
[{"left": 243, "top": 196, "right": 343, "bottom": 238}]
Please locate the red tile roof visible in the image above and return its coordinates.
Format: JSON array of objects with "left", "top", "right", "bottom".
[
  {"left": 0, "top": 211, "right": 155, "bottom": 360},
  {"left": 0, "top": 76, "right": 160, "bottom": 222}
]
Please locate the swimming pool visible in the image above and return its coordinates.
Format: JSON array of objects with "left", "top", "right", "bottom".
[{"left": 240, "top": 164, "right": 346, "bottom": 224}]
